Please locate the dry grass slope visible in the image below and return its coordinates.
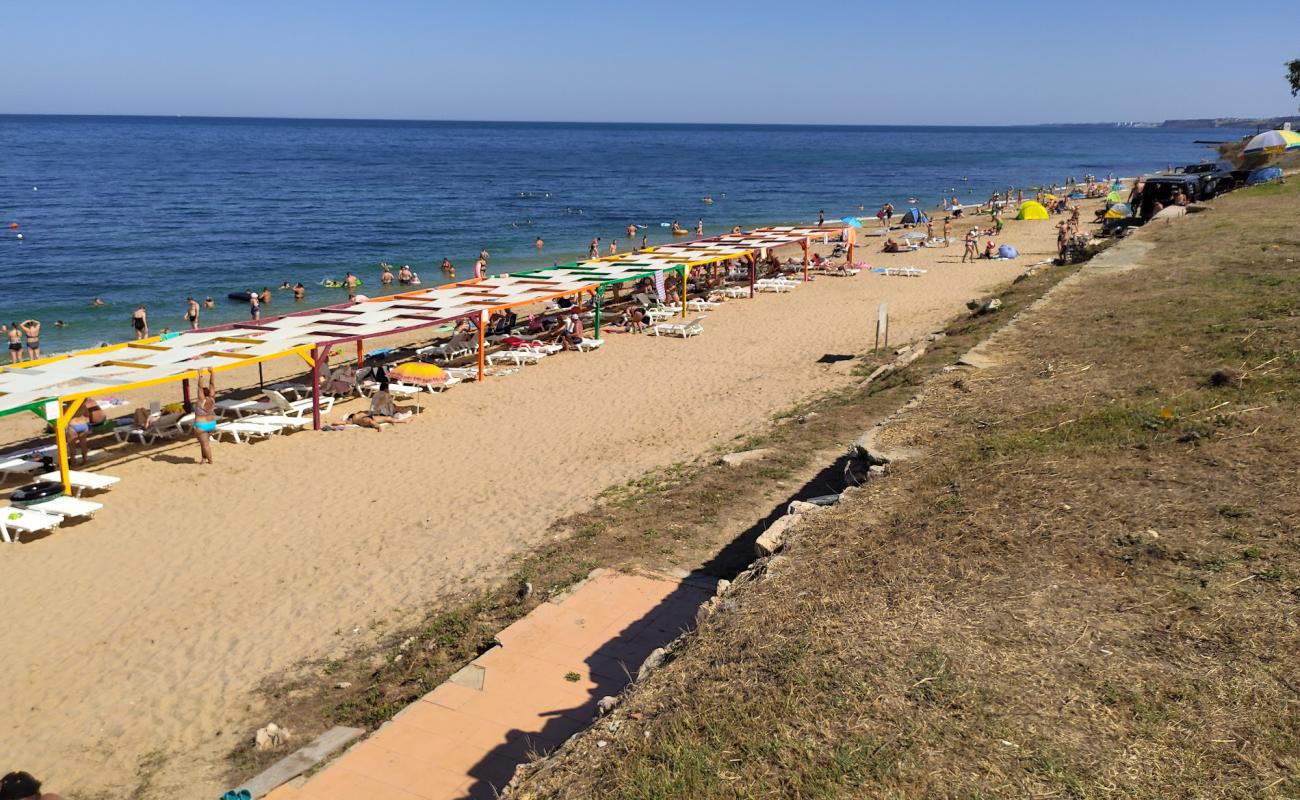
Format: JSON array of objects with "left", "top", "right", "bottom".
[{"left": 513, "top": 181, "right": 1300, "bottom": 798}]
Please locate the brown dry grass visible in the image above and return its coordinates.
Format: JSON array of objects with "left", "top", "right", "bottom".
[
  {"left": 511, "top": 182, "right": 1300, "bottom": 798},
  {"left": 226, "top": 247, "right": 1088, "bottom": 785}
]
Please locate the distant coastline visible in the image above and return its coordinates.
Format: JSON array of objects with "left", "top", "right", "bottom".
[{"left": 1036, "top": 115, "right": 1299, "bottom": 130}]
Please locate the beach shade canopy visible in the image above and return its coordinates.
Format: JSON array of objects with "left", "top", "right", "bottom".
[
  {"left": 1151, "top": 205, "right": 1188, "bottom": 220},
  {"left": 899, "top": 207, "right": 929, "bottom": 224},
  {"left": 998, "top": 244, "right": 1018, "bottom": 259},
  {"left": 1104, "top": 203, "right": 1133, "bottom": 219},
  {"left": 1243, "top": 129, "right": 1300, "bottom": 155},
  {"left": 840, "top": 216, "right": 863, "bottom": 228},
  {"left": 1016, "top": 200, "right": 1049, "bottom": 220},
  {"left": 1106, "top": 190, "right": 1125, "bottom": 204},
  {"left": 390, "top": 361, "right": 449, "bottom": 386}
]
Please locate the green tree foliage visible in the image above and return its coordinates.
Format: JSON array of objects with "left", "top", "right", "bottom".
[{"left": 1288, "top": 58, "right": 1300, "bottom": 107}]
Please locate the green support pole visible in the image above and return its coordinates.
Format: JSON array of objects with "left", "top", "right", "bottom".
[{"left": 594, "top": 286, "right": 604, "bottom": 337}]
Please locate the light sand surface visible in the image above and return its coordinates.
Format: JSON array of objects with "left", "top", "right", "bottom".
[{"left": 0, "top": 204, "right": 1094, "bottom": 796}]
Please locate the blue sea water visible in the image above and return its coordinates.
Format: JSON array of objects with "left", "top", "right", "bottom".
[{"left": 0, "top": 116, "right": 1243, "bottom": 351}]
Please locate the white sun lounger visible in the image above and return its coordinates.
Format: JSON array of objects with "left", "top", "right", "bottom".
[
  {"left": 650, "top": 317, "right": 705, "bottom": 338},
  {"left": 645, "top": 307, "right": 678, "bottom": 323},
  {"left": 0, "top": 506, "right": 63, "bottom": 543},
  {"left": 442, "top": 367, "right": 480, "bottom": 382},
  {"left": 112, "top": 411, "right": 187, "bottom": 445},
  {"left": 213, "top": 421, "right": 282, "bottom": 443},
  {"left": 238, "top": 415, "right": 312, "bottom": 431},
  {"left": 722, "top": 286, "right": 750, "bottom": 299},
  {"left": 267, "top": 382, "right": 311, "bottom": 400},
  {"left": 265, "top": 389, "right": 334, "bottom": 419},
  {"left": 21, "top": 495, "right": 103, "bottom": 520},
  {"left": 576, "top": 338, "right": 604, "bottom": 352},
  {"left": 215, "top": 397, "right": 276, "bottom": 417},
  {"left": 36, "top": 470, "right": 120, "bottom": 496},
  {"left": 755, "top": 279, "right": 798, "bottom": 293},
  {"left": 686, "top": 298, "right": 721, "bottom": 312},
  {"left": 487, "top": 350, "right": 547, "bottom": 366},
  {"left": 0, "top": 458, "right": 43, "bottom": 483}
]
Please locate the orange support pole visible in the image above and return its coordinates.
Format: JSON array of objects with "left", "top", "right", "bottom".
[
  {"left": 356, "top": 340, "right": 364, "bottom": 369},
  {"left": 802, "top": 240, "right": 810, "bottom": 282}
]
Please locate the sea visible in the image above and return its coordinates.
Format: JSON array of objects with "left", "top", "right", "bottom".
[{"left": 0, "top": 116, "right": 1247, "bottom": 351}]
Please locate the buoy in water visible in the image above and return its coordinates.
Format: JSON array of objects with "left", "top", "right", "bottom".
[{"left": 8, "top": 222, "right": 17, "bottom": 229}]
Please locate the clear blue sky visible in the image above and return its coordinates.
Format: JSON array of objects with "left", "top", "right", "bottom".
[{"left": 4, "top": 0, "right": 1299, "bottom": 124}]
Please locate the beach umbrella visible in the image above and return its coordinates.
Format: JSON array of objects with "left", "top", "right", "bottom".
[
  {"left": 1243, "top": 129, "right": 1300, "bottom": 155},
  {"left": 1151, "top": 205, "right": 1187, "bottom": 220},
  {"left": 1103, "top": 203, "right": 1132, "bottom": 219},
  {"left": 840, "top": 217, "right": 863, "bottom": 228},
  {"left": 1106, "top": 190, "right": 1125, "bottom": 204},
  {"left": 390, "top": 361, "right": 449, "bottom": 387}
]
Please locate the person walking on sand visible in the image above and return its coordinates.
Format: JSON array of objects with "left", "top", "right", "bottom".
[
  {"left": 192, "top": 367, "right": 217, "bottom": 465},
  {"left": 131, "top": 305, "right": 148, "bottom": 339},
  {"left": 185, "top": 296, "right": 200, "bottom": 330},
  {"left": 5, "top": 322, "right": 22, "bottom": 363},
  {"left": 942, "top": 217, "right": 952, "bottom": 247},
  {"left": 962, "top": 228, "right": 978, "bottom": 263}
]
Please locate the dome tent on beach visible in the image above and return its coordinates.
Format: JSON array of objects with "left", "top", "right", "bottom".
[
  {"left": 899, "top": 207, "right": 929, "bottom": 225},
  {"left": 1016, "top": 200, "right": 1049, "bottom": 220}
]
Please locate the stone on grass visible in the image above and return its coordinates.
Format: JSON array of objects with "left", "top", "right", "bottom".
[
  {"left": 719, "top": 448, "right": 773, "bottom": 467},
  {"left": 637, "top": 647, "right": 667, "bottom": 681},
  {"left": 754, "top": 514, "right": 799, "bottom": 557}
]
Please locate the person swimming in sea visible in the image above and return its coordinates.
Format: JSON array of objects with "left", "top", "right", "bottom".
[
  {"left": 294, "top": 282, "right": 305, "bottom": 300},
  {"left": 91, "top": 297, "right": 104, "bottom": 307}
]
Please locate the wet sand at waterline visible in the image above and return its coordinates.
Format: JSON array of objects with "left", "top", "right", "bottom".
[{"left": 0, "top": 203, "right": 1095, "bottom": 795}]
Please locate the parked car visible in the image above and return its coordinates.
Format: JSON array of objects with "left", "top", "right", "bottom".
[
  {"left": 1177, "top": 161, "right": 1237, "bottom": 199},
  {"left": 1135, "top": 175, "right": 1201, "bottom": 220}
]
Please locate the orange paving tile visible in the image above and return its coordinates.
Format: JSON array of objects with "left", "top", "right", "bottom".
[{"left": 276, "top": 570, "right": 712, "bottom": 799}]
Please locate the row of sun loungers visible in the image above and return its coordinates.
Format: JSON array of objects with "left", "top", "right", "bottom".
[{"left": 1, "top": 468, "right": 119, "bottom": 543}]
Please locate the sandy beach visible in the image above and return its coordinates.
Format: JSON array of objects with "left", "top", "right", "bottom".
[{"left": 0, "top": 202, "right": 1098, "bottom": 795}]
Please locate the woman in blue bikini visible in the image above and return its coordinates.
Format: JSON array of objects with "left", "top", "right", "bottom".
[{"left": 192, "top": 367, "right": 217, "bottom": 464}]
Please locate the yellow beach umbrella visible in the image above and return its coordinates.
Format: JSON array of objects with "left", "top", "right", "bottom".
[{"left": 390, "top": 362, "right": 448, "bottom": 386}]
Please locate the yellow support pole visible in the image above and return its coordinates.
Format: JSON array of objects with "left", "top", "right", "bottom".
[
  {"left": 54, "top": 397, "right": 85, "bottom": 495},
  {"left": 680, "top": 266, "right": 689, "bottom": 318}
]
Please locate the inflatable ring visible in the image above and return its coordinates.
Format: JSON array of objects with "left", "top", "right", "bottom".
[{"left": 10, "top": 481, "right": 65, "bottom": 504}]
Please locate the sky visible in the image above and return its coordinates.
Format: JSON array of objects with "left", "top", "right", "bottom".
[{"left": 4, "top": 0, "right": 1300, "bottom": 125}]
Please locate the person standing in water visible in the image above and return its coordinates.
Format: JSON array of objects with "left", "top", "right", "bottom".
[
  {"left": 293, "top": 282, "right": 305, "bottom": 301},
  {"left": 343, "top": 272, "right": 358, "bottom": 298},
  {"left": 131, "top": 306, "right": 148, "bottom": 339},
  {"left": 5, "top": 322, "right": 22, "bottom": 363},
  {"left": 696, "top": 219, "right": 704, "bottom": 236},
  {"left": 248, "top": 291, "right": 260, "bottom": 320},
  {"left": 186, "top": 296, "right": 200, "bottom": 330},
  {"left": 627, "top": 222, "right": 637, "bottom": 241},
  {"left": 18, "top": 319, "right": 41, "bottom": 360},
  {"left": 535, "top": 236, "right": 544, "bottom": 249}
]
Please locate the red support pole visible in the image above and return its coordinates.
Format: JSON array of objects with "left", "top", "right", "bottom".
[{"left": 311, "top": 346, "right": 323, "bottom": 431}]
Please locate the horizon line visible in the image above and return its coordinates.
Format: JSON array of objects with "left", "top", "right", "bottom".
[{"left": 2, "top": 111, "right": 1277, "bottom": 128}]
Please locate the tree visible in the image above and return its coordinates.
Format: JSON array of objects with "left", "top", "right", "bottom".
[{"left": 1289, "top": 59, "right": 1300, "bottom": 108}]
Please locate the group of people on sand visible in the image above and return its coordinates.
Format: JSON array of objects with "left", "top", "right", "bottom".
[{"left": 3, "top": 319, "right": 41, "bottom": 362}]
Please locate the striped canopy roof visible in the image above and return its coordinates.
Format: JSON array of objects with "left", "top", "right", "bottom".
[{"left": 0, "top": 224, "right": 846, "bottom": 414}]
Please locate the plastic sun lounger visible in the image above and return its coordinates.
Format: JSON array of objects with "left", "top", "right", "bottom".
[
  {"left": 213, "top": 421, "right": 283, "bottom": 443},
  {"left": 486, "top": 350, "right": 548, "bottom": 366},
  {"left": 265, "top": 389, "right": 334, "bottom": 419},
  {"left": 442, "top": 367, "right": 480, "bottom": 382},
  {"left": 36, "top": 470, "right": 121, "bottom": 496},
  {"left": 237, "top": 415, "right": 312, "bottom": 431},
  {"left": 722, "top": 286, "right": 750, "bottom": 298},
  {"left": 686, "top": 298, "right": 721, "bottom": 312},
  {"left": 645, "top": 307, "right": 678, "bottom": 323},
  {"left": 650, "top": 317, "right": 705, "bottom": 338},
  {"left": 215, "top": 398, "right": 276, "bottom": 418},
  {"left": 21, "top": 495, "right": 103, "bottom": 520},
  {"left": 0, "top": 506, "right": 63, "bottom": 543},
  {"left": 112, "top": 412, "right": 186, "bottom": 445},
  {"left": 267, "top": 382, "right": 311, "bottom": 400},
  {"left": 0, "top": 458, "right": 43, "bottom": 483},
  {"left": 576, "top": 338, "right": 604, "bottom": 352}
]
